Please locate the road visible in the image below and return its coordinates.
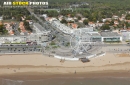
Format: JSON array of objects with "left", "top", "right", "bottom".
[
  {"left": 0, "top": 44, "right": 42, "bottom": 54},
  {"left": 27, "top": 8, "right": 65, "bottom": 35},
  {"left": 13, "top": 22, "right": 20, "bottom": 35},
  {"left": 102, "top": 44, "right": 130, "bottom": 46},
  {"left": 27, "top": 8, "right": 59, "bottom": 42}
]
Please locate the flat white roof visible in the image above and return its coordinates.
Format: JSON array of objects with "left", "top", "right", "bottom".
[{"left": 101, "top": 32, "right": 121, "bottom": 37}]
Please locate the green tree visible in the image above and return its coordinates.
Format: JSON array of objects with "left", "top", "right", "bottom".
[
  {"left": 126, "top": 14, "right": 130, "bottom": 20},
  {"left": 101, "top": 24, "right": 110, "bottom": 30},
  {"left": 0, "top": 24, "right": 8, "bottom": 35},
  {"left": 78, "top": 16, "right": 81, "bottom": 20},
  {"left": 23, "top": 21, "right": 32, "bottom": 32},
  {"left": 125, "top": 22, "right": 130, "bottom": 29},
  {"left": 60, "top": 19, "right": 67, "bottom": 24},
  {"left": 26, "top": 16, "right": 31, "bottom": 20},
  {"left": 88, "top": 15, "right": 93, "bottom": 21},
  {"left": 110, "top": 20, "right": 114, "bottom": 26},
  {"left": 83, "top": 19, "right": 88, "bottom": 25},
  {"left": 70, "top": 14, "right": 75, "bottom": 17}
]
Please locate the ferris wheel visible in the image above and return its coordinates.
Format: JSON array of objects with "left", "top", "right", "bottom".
[{"left": 70, "top": 29, "right": 93, "bottom": 56}]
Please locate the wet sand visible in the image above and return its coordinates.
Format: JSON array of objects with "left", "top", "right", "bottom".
[{"left": 1, "top": 71, "right": 130, "bottom": 85}]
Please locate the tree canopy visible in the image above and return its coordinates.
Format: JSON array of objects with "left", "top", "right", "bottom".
[
  {"left": 0, "top": 24, "right": 8, "bottom": 35},
  {"left": 126, "top": 14, "right": 130, "bottom": 20},
  {"left": 101, "top": 24, "right": 110, "bottom": 30},
  {"left": 83, "top": 19, "right": 88, "bottom": 25}
]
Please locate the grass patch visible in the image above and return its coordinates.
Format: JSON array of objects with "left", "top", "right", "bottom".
[
  {"left": 4, "top": 42, "right": 26, "bottom": 44},
  {"left": 2, "top": 20, "right": 18, "bottom": 23},
  {"left": 125, "top": 40, "right": 130, "bottom": 42}
]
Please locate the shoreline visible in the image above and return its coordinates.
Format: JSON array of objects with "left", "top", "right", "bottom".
[{"left": 1, "top": 70, "right": 130, "bottom": 80}]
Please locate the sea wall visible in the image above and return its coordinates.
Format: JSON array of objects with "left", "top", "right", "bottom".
[
  {"left": 54, "top": 55, "right": 79, "bottom": 61},
  {"left": 54, "top": 52, "right": 106, "bottom": 61}
]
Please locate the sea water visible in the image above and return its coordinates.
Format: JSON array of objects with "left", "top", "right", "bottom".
[{"left": 1, "top": 77, "right": 130, "bottom": 85}]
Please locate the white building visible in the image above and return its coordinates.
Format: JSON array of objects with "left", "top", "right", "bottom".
[
  {"left": 120, "top": 31, "right": 130, "bottom": 41},
  {"left": 77, "top": 27, "right": 94, "bottom": 32},
  {"left": 88, "top": 22, "right": 96, "bottom": 27},
  {"left": 51, "top": 20, "right": 73, "bottom": 34},
  {"left": 96, "top": 23, "right": 104, "bottom": 27},
  {"left": 101, "top": 32, "right": 122, "bottom": 42},
  {"left": 42, "top": 14, "right": 47, "bottom": 18},
  {"left": 112, "top": 15, "right": 119, "bottom": 20},
  {"left": 28, "top": 32, "right": 50, "bottom": 43},
  {"left": 0, "top": 16, "right": 3, "bottom": 21},
  {"left": 73, "top": 28, "right": 101, "bottom": 42},
  {"left": 0, "top": 36, "right": 26, "bottom": 44}
]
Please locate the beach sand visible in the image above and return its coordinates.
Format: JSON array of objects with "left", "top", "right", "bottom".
[{"left": 0, "top": 53, "right": 130, "bottom": 79}]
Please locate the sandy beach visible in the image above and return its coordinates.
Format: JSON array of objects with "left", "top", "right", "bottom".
[{"left": 0, "top": 53, "right": 130, "bottom": 78}]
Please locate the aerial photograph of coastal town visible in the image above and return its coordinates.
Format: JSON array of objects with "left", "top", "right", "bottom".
[{"left": 0, "top": 0, "right": 130, "bottom": 85}]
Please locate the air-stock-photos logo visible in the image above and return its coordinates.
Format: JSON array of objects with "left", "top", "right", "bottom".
[{"left": 3, "top": 1, "right": 48, "bottom": 7}]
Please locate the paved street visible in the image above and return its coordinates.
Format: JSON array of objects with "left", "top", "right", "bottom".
[
  {"left": 13, "top": 22, "right": 20, "bottom": 35},
  {"left": 0, "top": 44, "right": 42, "bottom": 54}
]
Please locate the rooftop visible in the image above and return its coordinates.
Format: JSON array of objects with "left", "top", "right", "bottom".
[
  {"left": 91, "top": 33, "right": 101, "bottom": 37},
  {"left": 52, "top": 20, "right": 73, "bottom": 34},
  {"left": 101, "top": 32, "right": 121, "bottom": 37}
]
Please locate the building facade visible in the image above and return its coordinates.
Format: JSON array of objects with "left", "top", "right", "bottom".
[{"left": 101, "top": 32, "right": 122, "bottom": 42}]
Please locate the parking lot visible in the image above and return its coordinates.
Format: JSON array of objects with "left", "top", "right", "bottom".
[{"left": 0, "top": 44, "right": 42, "bottom": 54}]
